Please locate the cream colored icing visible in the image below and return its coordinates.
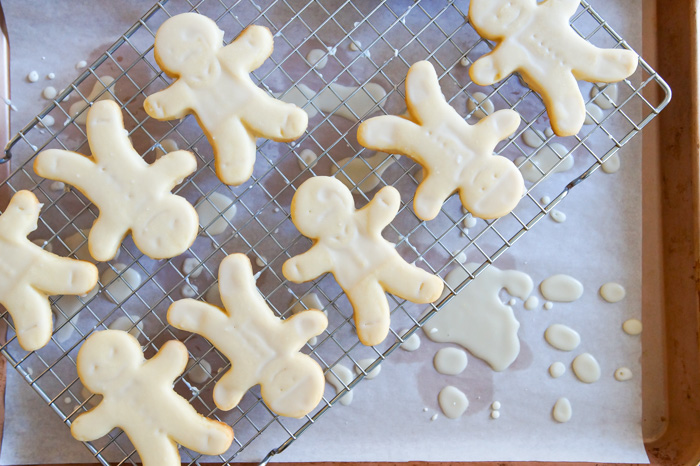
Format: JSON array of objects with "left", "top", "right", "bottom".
[
  {"left": 101, "top": 264, "right": 142, "bottom": 304},
  {"left": 469, "top": 0, "right": 638, "bottom": 136},
  {"left": 331, "top": 151, "right": 396, "bottom": 194},
  {"left": 622, "top": 318, "right": 642, "bottom": 336},
  {"left": 54, "top": 286, "right": 98, "bottom": 343},
  {"left": 306, "top": 49, "right": 328, "bottom": 69},
  {"left": 543, "top": 301, "right": 553, "bottom": 310},
  {"left": 72, "top": 330, "right": 233, "bottom": 464},
  {"left": 145, "top": 14, "right": 307, "bottom": 186},
  {"left": 35, "top": 101, "right": 198, "bottom": 261},
  {"left": 463, "top": 214, "right": 477, "bottom": 229},
  {"left": 522, "top": 128, "right": 546, "bottom": 148},
  {"left": 433, "top": 347, "right": 468, "bottom": 375},
  {"left": 76, "top": 60, "right": 87, "bottom": 69},
  {"left": 27, "top": 70, "right": 39, "bottom": 82},
  {"left": 584, "top": 102, "right": 603, "bottom": 125},
  {"left": 540, "top": 274, "right": 583, "bottom": 302},
  {"left": 42, "top": 86, "right": 57, "bottom": 100},
  {"left": 572, "top": 353, "right": 601, "bottom": 383},
  {"left": 168, "top": 254, "right": 327, "bottom": 417},
  {"left": 185, "top": 358, "right": 212, "bottom": 384},
  {"left": 549, "top": 361, "right": 566, "bottom": 378},
  {"left": 614, "top": 367, "right": 633, "bottom": 381},
  {"left": 108, "top": 315, "right": 144, "bottom": 339},
  {"left": 590, "top": 83, "right": 618, "bottom": 110},
  {"left": 358, "top": 60, "right": 524, "bottom": 221},
  {"left": 280, "top": 82, "right": 386, "bottom": 122},
  {"left": 290, "top": 292, "right": 326, "bottom": 345},
  {"left": 490, "top": 410, "right": 501, "bottom": 419},
  {"left": 524, "top": 295, "right": 539, "bottom": 310},
  {"left": 64, "top": 229, "right": 99, "bottom": 263},
  {"left": 354, "top": 358, "right": 381, "bottom": 379},
  {"left": 423, "top": 263, "right": 533, "bottom": 371},
  {"left": 399, "top": 329, "right": 421, "bottom": 351},
  {"left": 40, "top": 115, "right": 55, "bottom": 128},
  {"left": 600, "top": 282, "right": 626, "bottom": 303},
  {"left": 69, "top": 76, "right": 115, "bottom": 125},
  {"left": 49, "top": 181, "right": 65, "bottom": 191},
  {"left": 491, "top": 401, "right": 501, "bottom": 410},
  {"left": 552, "top": 397, "right": 572, "bottom": 423},
  {"left": 467, "top": 91, "right": 495, "bottom": 119},
  {"left": 155, "top": 138, "right": 179, "bottom": 160},
  {"left": 196, "top": 192, "right": 236, "bottom": 236},
  {"left": 550, "top": 209, "right": 566, "bottom": 223},
  {"left": 515, "top": 143, "right": 572, "bottom": 183},
  {"left": 326, "top": 364, "right": 354, "bottom": 406},
  {"left": 283, "top": 177, "right": 443, "bottom": 346},
  {"left": 0, "top": 191, "right": 98, "bottom": 351},
  {"left": 602, "top": 153, "right": 621, "bottom": 174},
  {"left": 544, "top": 324, "right": 580, "bottom": 351},
  {"left": 297, "top": 148, "right": 318, "bottom": 170},
  {"left": 182, "top": 257, "right": 204, "bottom": 278},
  {"left": 438, "top": 385, "right": 469, "bottom": 419}
]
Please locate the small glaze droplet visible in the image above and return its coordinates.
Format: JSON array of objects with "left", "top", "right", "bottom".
[{"left": 552, "top": 397, "right": 572, "bottom": 423}]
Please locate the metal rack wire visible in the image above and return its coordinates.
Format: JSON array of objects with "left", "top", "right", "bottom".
[{"left": 0, "top": 0, "right": 670, "bottom": 464}]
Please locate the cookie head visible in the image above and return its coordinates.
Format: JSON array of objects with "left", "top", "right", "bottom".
[
  {"left": 291, "top": 177, "right": 354, "bottom": 239},
  {"left": 469, "top": 0, "right": 534, "bottom": 36},
  {"left": 260, "top": 353, "right": 324, "bottom": 418},
  {"left": 77, "top": 330, "right": 143, "bottom": 394},
  {"left": 155, "top": 13, "right": 224, "bottom": 76},
  {"left": 132, "top": 196, "right": 198, "bottom": 260}
]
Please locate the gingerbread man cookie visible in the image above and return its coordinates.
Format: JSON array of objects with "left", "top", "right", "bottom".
[
  {"left": 0, "top": 190, "right": 98, "bottom": 351},
  {"left": 358, "top": 61, "right": 524, "bottom": 221},
  {"left": 72, "top": 330, "right": 233, "bottom": 465},
  {"left": 34, "top": 100, "right": 198, "bottom": 261},
  {"left": 282, "top": 176, "right": 444, "bottom": 346},
  {"left": 168, "top": 254, "right": 328, "bottom": 417},
  {"left": 144, "top": 13, "right": 308, "bottom": 186},
  {"left": 469, "top": 0, "right": 638, "bottom": 136}
]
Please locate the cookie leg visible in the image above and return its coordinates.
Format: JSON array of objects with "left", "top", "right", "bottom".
[
  {"left": 578, "top": 47, "right": 638, "bottom": 83},
  {"left": 242, "top": 97, "right": 308, "bottom": 142},
  {"left": 538, "top": 74, "right": 585, "bottom": 137},
  {"left": 171, "top": 415, "right": 233, "bottom": 456},
  {"left": 88, "top": 214, "right": 128, "bottom": 262},
  {"left": 379, "top": 260, "right": 444, "bottom": 304},
  {"left": 32, "top": 255, "right": 97, "bottom": 296},
  {"left": 131, "top": 433, "right": 180, "bottom": 466},
  {"left": 212, "top": 368, "right": 255, "bottom": 411},
  {"left": 413, "top": 173, "right": 457, "bottom": 221},
  {"left": 347, "top": 280, "right": 390, "bottom": 346},
  {"left": 210, "top": 119, "right": 256, "bottom": 186},
  {"left": 3, "top": 287, "right": 52, "bottom": 351}
]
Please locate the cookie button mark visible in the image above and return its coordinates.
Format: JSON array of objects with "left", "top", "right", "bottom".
[
  {"left": 73, "top": 331, "right": 233, "bottom": 464},
  {"left": 168, "top": 254, "right": 327, "bottom": 418},
  {"left": 469, "top": 0, "right": 637, "bottom": 137},
  {"left": 0, "top": 191, "right": 98, "bottom": 351},
  {"left": 35, "top": 100, "right": 199, "bottom": 261},
  {"left": 359, "top": 61, "right": 523, "bottom": 221},
  {"left": 283, "top": 177, "right": 444, "bottom": 346},
  {"left": 145, "top": 13, "right": 308, "bottom": 186}
]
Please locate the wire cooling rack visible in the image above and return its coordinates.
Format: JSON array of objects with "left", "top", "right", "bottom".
[{"left": 0, "top": 0, "right": 670, "bottom": 464}]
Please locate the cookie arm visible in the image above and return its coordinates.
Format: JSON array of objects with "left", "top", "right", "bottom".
[
  {"left": 71, "top": 403, "right": 116, "bottom": 442},
  {"left": 144, "top": 80, "right": 195, "bottom": 121},
  {"left": 31, "top": 254, "right": 98, "bottom": 296},
  {"left": 357, "top": 115, "right": 427, "bottom": 165},
  {"left": 475, "top": 109, "right": 521, "bottom": 144},
  {"left": 34, "top": 149, "right": 98, "bottom": 188},
  {"left": 241, "top": 95, "right": 308, "bottom": 142},
  {"left": 470, "top": 44, "right": 521, "bottom": 86},
  {"left": 146, "top": 340, "right": 189, "bottom": 385},
  {"left": 148, "top": 149, "right": 198, "bottom": 187},
  {"left": 0, "top": 191, "right": 41, "bottom": 239},
  {"left": 282, "top": 246, "right": 331, "bottom": 283},
  {"left": 363, "top": 185, "right": 400, "bottom": 233},
  {"left": 170, "top": 412, "right": 233, "bottom": 456},
  {"left": 88, "top": 213, "right": 129, "bottom": 262},
  {"left": 282, "top": 310, "right": 328, "bottom": 346},
  {"left": 219, "top": 25, "right": 274, "bottom": 73},
  {"left": 167, "top": 299, "right": 227, "bottom": 335}
]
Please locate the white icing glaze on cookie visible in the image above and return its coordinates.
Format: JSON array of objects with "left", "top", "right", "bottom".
[
  {"left": 423, "top": 263, "right": 532, "bottom": 371},
  {"left": 0, "top": 191, "right": 98, "bottom": 351},
  {"left": 358, "top": 61, "right": 524, "bottom": 220},
  {"left": 168, "top": 254, "right": 327, "bottom": 417},
  {"left": 72, "top": 330, "right": 233, "bottom": 464},
  {"left": 283, "top": 176, "right": 444, "bottom": 346},
  {"left": 145, "top": 14, "right": 307, "bottom": 185},
  {"left": 36, "top": 101, "right": 199, "bottom": 261},
  {"left": 469, "top": 0, "right": 638, "bottom": 136}
]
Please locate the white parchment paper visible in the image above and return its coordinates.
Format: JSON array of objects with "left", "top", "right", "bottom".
[{"left": 1, "top": 0, "right": 648, "bottom": 464}]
